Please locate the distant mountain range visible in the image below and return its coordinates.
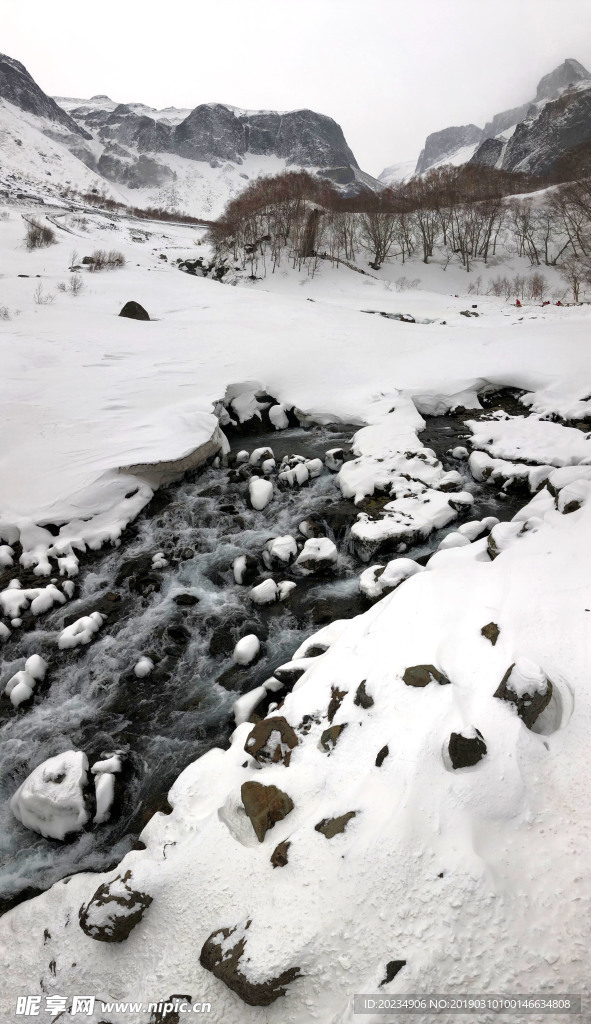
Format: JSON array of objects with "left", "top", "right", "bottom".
[
  {"left": 380, "top": 58, "right": 591, "bottom": 185},
  {"left": 0, "top": 52, "right": 380, "bottom": 218}
]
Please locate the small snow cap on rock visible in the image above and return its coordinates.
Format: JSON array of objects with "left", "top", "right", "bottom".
[
  {"left": 325, "top": 448, "right": 345, "bottom": 472},
  {"left": 134, "top": 656, "right": 154, "bottom": 678},
  {"left": 249, "top": 579, "right": 279, "bottom": 605},
  {"left": 10, "top": 750, "right": 90, "bottom": 839},
  {"left": 233, "top": 634, "right": 260, "bottom": 666},
  {"left": 494, "top": 657, "right": 552, "bottom": 728},
  {"left": 58, "top": 612, "right": 103, "bottom": 649},
  {"left": 294, "top": 537, "right": 338, "bottom": 574}
]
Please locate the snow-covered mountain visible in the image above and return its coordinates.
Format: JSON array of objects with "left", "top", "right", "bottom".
[
  {"left": 0, "top": 51, "right": 381, "bottom": 218},
  {"left": 379, "top": 57, "right": 591, "bottom": 183}
]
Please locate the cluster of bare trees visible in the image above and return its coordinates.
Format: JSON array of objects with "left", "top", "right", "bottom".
[{"left": 208, "top": 165, "right": 591, "bottom": 300}]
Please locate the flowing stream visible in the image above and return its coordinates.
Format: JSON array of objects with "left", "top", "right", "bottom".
[{"left": 0, "top": 402, "right": 528, "bottom": 914}]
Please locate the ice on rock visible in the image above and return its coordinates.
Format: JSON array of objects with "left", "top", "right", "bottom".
[
  {"left": 233, "top": 634, "right": 260, "bottom": 665},
  {"left": 93, "top": 773, "right": 116, "bottom": 824},
  {"left": 58, "top": 611, "right": 104, "bottom": 649},
  {"left": 294, "top": 537, "right": 338, "bottom": 573},
  {"left": 249, "top": 446, "right": 274, "bottom": 466},
  {"left": 0, "top": 544, "right": 14, "bottom": 567},
  {"left": 249, "top": 477, "right": 273, "bottom": 511},
  {"left": 10, "top": 751, "right": 90, "bottom": 840},
  {"left": 269, "top": 404, "right": 289, "bottom": 430},
  {"left": 249, "top": 579, "right": 279, "bottom": 605},
  {"left": 134, "top": 656, "right": 154, "bottom": 678}
]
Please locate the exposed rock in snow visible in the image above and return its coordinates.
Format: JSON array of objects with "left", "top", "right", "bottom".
[
  {"left": 232, "top": 634, "right": 260, "bottom": 666},
  {"left": 403, "top": 664, "right": 450, "bottom": 688},
  {"left": 244, "top": 716, "right": 299, "bottom": 766},
  {"left": 10, "top": 751, "right": 90, "bottom": 839},
  {"left": 315, "top": 810, "right": 357, "bottom": 838},
  {"left": 494, "top": 658, "right": 552, "bottom": 728},
  {"left": 78, "top": 870, "right": 153, "bottom": 942},
  {"left": 294, "top": 537, "right": 338, "bottom": 574},
  {"left": 57, "top": 611, "right": 104, "bottom": 649},
  {"left": 448, "top": 728, "right": 487, "bottom": 769},
  {"left": 325, "top": 448, "right": 345, "bottom": 472},
  {"left": 241, "top": 781, "right": 294, "bottom": 842},
  {"left": 119, "top": 300, "right": 150, "bottom": 321},
  {"left": 481, "top": 622, "right": 500, "bottom": 645},
  {"left": 199, "top": 919, "right": 301, "bottom": 1006},
  {"left": 248, "top": 477, "right": 273, "bottom": 511}
]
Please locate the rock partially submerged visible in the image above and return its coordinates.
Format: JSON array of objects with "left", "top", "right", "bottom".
[
  {"left": 10, "top": 750, "right": 90, "bottom": 840},
  {"left": 199, "top": 920, "right": 301, "bottom": 1006},
  {"left": 79, "top": 869, "right": 153, "bottom": 942}
]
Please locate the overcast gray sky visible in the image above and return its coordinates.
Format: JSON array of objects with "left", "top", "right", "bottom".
[{"left": 4, "top": 0, "right": 591, "bottom": 176}]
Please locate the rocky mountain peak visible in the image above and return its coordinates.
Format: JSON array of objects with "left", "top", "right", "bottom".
[
  {"left": 415, "top": 124, "right": 482, "bottom": 175},
  {"left": 535, "top": 58, "right": 589, "bottom": 103}
]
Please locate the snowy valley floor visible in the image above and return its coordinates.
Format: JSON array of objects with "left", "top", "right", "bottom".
[{"left": 0, "top": 202, "right": 591, "bottom": 1023}]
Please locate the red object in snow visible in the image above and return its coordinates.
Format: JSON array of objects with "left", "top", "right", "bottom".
[
  {"left": 516, "top": 299, "right": 522, "bottom": 307},
  {"left": 556, "top": 300, "right": 563, "bottom": 306}
]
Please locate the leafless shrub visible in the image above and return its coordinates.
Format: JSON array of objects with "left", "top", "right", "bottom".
[
  {"left": 468, "top": 275, "right": 483, "bottom": 295},
  {"left": 25, "top": 218, "right": 56, "bottom": 250},
  {"left": 69, "top": 273, "right": 83, "bottom": 295},
  {"left": 33, "top": 283, "right": 55, "bottom": 305},
  {"left": 395, "top": 276, "right": 421, "bottom": 291},
  {"left": 69, "top": 249, "right": 80, "bottom": 269},
  {"left": 88, "top": 249, "right": 126, "bottom": 271},
  {"left": 0, "top": 305, "right": 10, "bottom": 320},
  {"left": 56, "top": 281, "right": 67, "bottom": 293}
]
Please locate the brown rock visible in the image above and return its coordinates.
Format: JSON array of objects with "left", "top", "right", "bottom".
[
  {"left": 319, "top": 723, "right": 347, "bottom": 752},
  {"left": 403, "top": 664, "right": 450, "bottom": 687},
  {"left": 241, "top": 781, "right": 294, "bottom": 842},
  {"left": 354, "top": 680, "right": 374, "bottom": 709},
  {"left": 494, "top": 663, "right": 553, "bottom": 729},
  {"left": 199, "top": 920, "right": 300, "bottom": 1006},
  {"left": 327, "top": 685, "right": 347, "bottom": 723},
  {"left": 315, "top": 811, "right": 357, "bottom": 838},
  {"left": 448, "top": 730, "right": 487, "bottom": 769},
  {"left": 375, "top": 745, "right": 389, "bottom": 767},
  {"left": 481, "top": 622, "right": 500, "bottom": 645},
  {"left": 244, "top": 716, "right": 298, "bottom": 766},
  {"left": 78, "top": 870, "right": 152, "bottom": 942},
  {"left": 270, "top": 840, "right": 291, "bottom": 868}
]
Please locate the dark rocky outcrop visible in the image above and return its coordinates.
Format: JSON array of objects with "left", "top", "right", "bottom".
[
  {"left": 481, "top": 622, "right": 500, "bottom": 646},
  {"left": 244, "top": 716, "right": 298, "bottom": 766},
  {"left": 119, "top": 301, "right": 150, "bottom": 321},
  {"left": 375, "top": 745, "right": 389, "bottom": 767},
  {"left": 78, "top": 870, "right": 152, "bottom": 942},
  {"left": 270, "top": 840, "right": 291, "bottom": 868},
  {"left": 379, "top": 960, "right": 406, "bottom": 986},
  {"left": 315, "top": 811, "right": 356, "bottom": 838},
  {"left": 494, "top": 663, "right": 552, "bottom": 728},
  {"left": 319, "top": 723, "right": 347, "bottom": 752},
  {"left": 403, "top": 665, "right": 450, "bottom": 687},
  {"left": 0, "top": 53, "right": 90, "bottom": 137},
  {"left": 199, "top": 920, "right": 301, "bottom": 1006},
  {"left": 354, "top": 680, "right": 374, "bottom": 709},
  {"left": 448, "top": 730, "right": 487, "bottom": 769},
  {"left": 327, "top": 685, "right": 347, "bottom": 723},
  {"left": 241, "top": 781, "right": 294, "bottom": 842}
]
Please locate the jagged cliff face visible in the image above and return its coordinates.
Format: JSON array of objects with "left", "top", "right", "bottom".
[
  {"left": 500, "top": 87, "right": 591, "bottom": 176},
  {"left": 0, "top": 53, "right": 90, "bottom": 138},
  {"left": 535, "top": 57, "right": 589, "bottom": 102},
  {"left": 414, "top": 124, "right": 482, "bottom": 175}
]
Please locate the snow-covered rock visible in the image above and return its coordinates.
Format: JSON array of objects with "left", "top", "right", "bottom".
[
  {"left": 10, "top": 751, "right": 90, "bottom": 839},
  {"left": 232, "top": 634, "right": 261, "bottom": 666},
  {"left": 249, "top": 446, "right": 273, "bottom": 467},
  {"left": 359, "top": 557, "right": 423, "bottom": 600},
  {"left": 232, "top": 553, "right": 258, "bottom": 585},
  {"left": 249, "top": 579, "right": 278, "bottom": 605},
  {"left": 294, "top": 537, "right": 338, "bottom": 574},
  {"left": 262, "top": 535, "right": 298, "bottom": 568},
  {"left": 4, "top": 654, "right": 48, "bottom": 706},
  {"left": 248, "top": 478, "right": 273, "bottom": 511},
  {"left": 134, "top": 656, "right": 154, "bottom": 678},
  {"left": 57, "top": 611, "right": 104, "bottom": 649}
]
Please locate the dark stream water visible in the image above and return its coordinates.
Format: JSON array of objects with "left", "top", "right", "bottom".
[{"left": 0, "top": 406, "right": 528, "bottom": 914}]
